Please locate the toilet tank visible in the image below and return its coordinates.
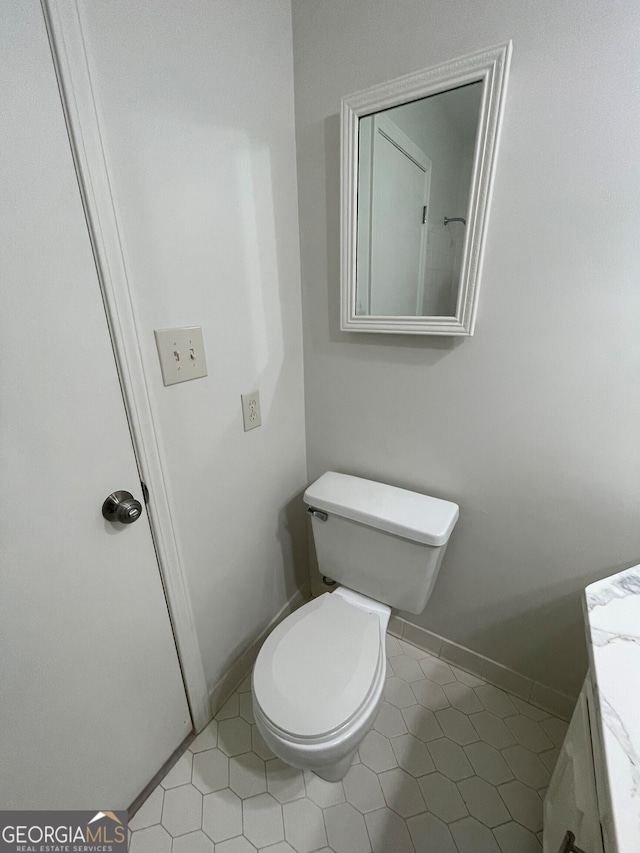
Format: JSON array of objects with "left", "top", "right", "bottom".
[{"left": 303, "top": 472, "right": 459, "bottom": 615}]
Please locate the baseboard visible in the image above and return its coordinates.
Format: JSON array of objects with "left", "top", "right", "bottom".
[
  {"left": 206, "top": 584, "right": 309, "bottom": 722},
  {"left": 390, "top": 616, "right": 576, "bottom": 721}
]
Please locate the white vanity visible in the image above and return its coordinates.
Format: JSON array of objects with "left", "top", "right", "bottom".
[{"left": 543, "top": 565, "right": 640, "bottom": 853}]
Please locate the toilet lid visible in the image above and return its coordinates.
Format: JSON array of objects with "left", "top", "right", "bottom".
[{"left": 253, "top": 593, "right": 382, "bottom": 738}]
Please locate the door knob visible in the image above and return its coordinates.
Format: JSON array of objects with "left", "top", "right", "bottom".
[{"left": 102, "top": 490, "right": 143, "bottom": 524}]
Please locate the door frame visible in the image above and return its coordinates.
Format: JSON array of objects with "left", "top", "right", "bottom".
[{"left": 41, "top": 0, "right": 211, "bottom": 731}]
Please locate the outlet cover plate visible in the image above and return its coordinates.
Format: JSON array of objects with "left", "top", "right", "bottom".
[
  {"left": 154, "top": 326, "right": 208, "bottom": 386},
  {"left": 241, "top": 390, "right": 262, "bottom": 431}
]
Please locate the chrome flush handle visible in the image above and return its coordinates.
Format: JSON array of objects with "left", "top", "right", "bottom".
[{"left": 307, "top": 507, "right": 328, "bottom": 522}]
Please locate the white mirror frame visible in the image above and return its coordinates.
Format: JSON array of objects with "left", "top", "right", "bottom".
[{"left": 341, "top": 42, "right": 512, "bottom": 336}]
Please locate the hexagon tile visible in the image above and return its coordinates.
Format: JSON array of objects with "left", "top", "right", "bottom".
[{"left": 129, "top": 638, "right": 561, "bottom": 852}]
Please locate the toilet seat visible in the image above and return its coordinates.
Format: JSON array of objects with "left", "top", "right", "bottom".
[{"left": 253, "top": 592, "right": 385, "bottom": 740}]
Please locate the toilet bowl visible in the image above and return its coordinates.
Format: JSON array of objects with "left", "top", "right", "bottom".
[
  {"left": 252, "top": 587, "right": 390, "bottom": 781},
  {"left": 252, "top": 471, "right": 459, "bottom": 781}
]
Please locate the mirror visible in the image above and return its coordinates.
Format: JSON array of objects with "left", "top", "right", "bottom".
[{"left": 341, "top": 43, "right": 511, "bottom": 335}]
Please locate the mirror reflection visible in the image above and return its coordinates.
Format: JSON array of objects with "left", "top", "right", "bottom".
[{"left": 355, "top": 81, "right": 482, "bottom": 318}]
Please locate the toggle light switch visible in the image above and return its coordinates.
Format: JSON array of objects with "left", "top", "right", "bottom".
[{"left": 154, "top": 326, "right": 208, "bottom": 386}]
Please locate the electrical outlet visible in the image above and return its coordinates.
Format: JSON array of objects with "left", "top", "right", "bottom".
[
  {"left": 241, "top": 391, "right": 262, "bottom": 431},
  {"left": 154, "top": 326, "right": 208, "bottom": 386}
]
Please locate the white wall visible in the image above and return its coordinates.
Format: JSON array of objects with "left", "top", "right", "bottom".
[
  {"left": 78, "top": 0, "right": 308, "bottom": 694},
  {"left": 292, "top": 0, "right": 640, "bottom": 697}
]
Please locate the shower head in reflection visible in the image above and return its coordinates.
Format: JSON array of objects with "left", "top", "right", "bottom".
[{"left": 444, "top": 216, "right": 466, "bottom": 226}]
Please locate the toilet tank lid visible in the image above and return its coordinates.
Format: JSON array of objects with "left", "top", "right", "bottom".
[{"left": 304, "top": 472, "right": 459, "bottom": 546}]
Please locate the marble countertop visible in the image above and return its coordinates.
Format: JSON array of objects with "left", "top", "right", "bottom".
[{"left": 584, "top": 564, "right": 640, "bottom": 853}]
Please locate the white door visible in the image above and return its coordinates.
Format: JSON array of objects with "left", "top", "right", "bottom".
[
  {"left": 369, "top": 117, "right": 431, "bottom": 316},
  {"left": 0, "top": 1, "right": 192, "bottom": 809}
]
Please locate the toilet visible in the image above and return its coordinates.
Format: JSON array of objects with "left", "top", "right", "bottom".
[{"left": 252, "top": 471, "right": 459, "bottom": 781}]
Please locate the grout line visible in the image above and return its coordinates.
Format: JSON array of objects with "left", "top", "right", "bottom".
[
  {"left": 362, "top": 809, "right": 375, "bottom": 853},
  {"left": 319, "top": 792, "right": 330, "bottom": 850}
]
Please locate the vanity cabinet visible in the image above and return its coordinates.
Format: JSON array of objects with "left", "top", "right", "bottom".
[{"left": 543, "top": 679, "right": 606, "bottom": 853}]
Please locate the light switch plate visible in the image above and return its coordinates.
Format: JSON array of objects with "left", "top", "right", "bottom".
[
  {"left": 241, "top": 390, "right": 262, "bottom": 431},
  {"left": 154, "top": 326, "right": 208, "bottom": 386}
]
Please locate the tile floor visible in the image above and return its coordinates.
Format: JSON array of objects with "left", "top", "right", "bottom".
[{"left": 128, "top": 635, "right": 567, "bottom": 853}]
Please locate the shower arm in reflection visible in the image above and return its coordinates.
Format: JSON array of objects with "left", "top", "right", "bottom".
[{"left": 444, "top": 216, "right": 466, "bottom": 226}]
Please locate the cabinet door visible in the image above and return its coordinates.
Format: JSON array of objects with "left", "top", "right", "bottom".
[{"left": 543, "top": 684, "right": 604, "bottom": 853}]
